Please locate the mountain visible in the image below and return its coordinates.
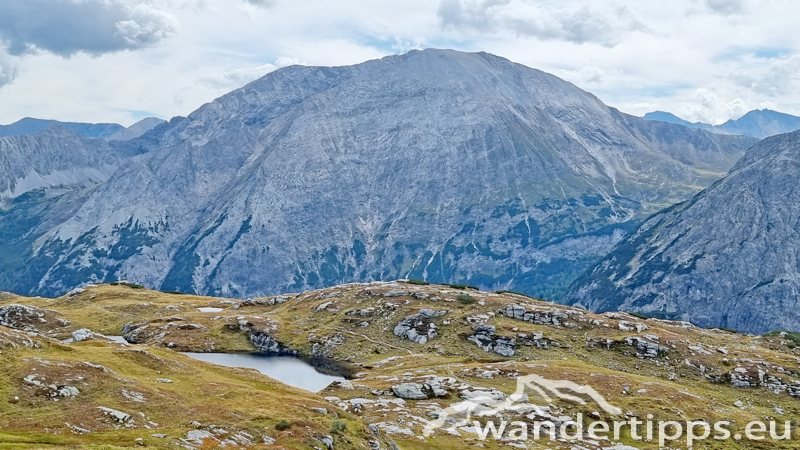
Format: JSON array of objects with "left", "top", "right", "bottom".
[
  {"left": 0, "top": 125, "right": 168, "bottom": 292},
  {"left": 568, "top": 130, "right": 800, "bottom": 333},
  {"left": 0, "top": 126, "right": 120, "bottom": 199},
  {"left": 107, "top": 117, "right": 167, "bottom": 141},
  {"left": 644, "top": 109, "right": 800, "bottom": 139},
  {"left": 643, "top": 111, "right": 706, "bottom": 129},
  {"left": 715, "top": 109, "right": 800, "bottom": 139},
  {"left": 0, "top": 117, "right": 124, "bottom": 139},
  {"left": 0, "top": 49, "right": 755, "bottom": 299}
]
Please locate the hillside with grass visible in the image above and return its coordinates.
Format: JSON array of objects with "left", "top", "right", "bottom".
[{"left": 1, "top": 281, "right": 799, "bottom": 449}]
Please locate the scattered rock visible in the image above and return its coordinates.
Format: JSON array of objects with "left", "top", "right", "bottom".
[
  {"left": 392, "top": 310, "right": 447, "bottom": 344},
  {"left": 97, "top": 406, "right": 131, "bottom": 423},
  {"left": 391, "top": 383, "right": 428, "bottom": 400},
  {"left": 67, "top": 288, "right": 86, "bottom": 297},
  {"left": 56, "top": 386, "right": 80, "bottom": 398},
  {"left": 249, "top": 331, "right": 299, "bottom": 356},
  {"left": 459, "top": 388, "right": 506, "bottom": 406},
  {"left": 624, "top": 337, "right": 668, "bottom": 358},
  {"left": 0, "top": 304, "right": 47, "bottom": 332},
  {"left": 501, "top": 304, "right": 567, "bottom": 326},
  {"left": 468, "top": 325, "right": 516, "bottom": 357},
  {"left": 318, "top": 435, "right": 334, "bottom": 450},
  {"left": 391, "top": 379, "right": 450, "bottom": 400},
  {"left": 311, "top": 333, "right": 346, "bottom": 357},
  {"left": 383, "top": 291, "right": 410, "bottom": 298},
  {"left": 66, "top": 422, "right": 92, "bottom": 434},
  {"left": 72, "top": 329, "right": 99, "bottom": 342},
  {"left": 346, "top": 308, "right": 376, "bottom": 317}
]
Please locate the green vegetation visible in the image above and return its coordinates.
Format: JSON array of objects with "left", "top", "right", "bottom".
[
  {"left": 457, "top": 293, "right": 476, "bottom": 305},
  {"left": 444, "top": 283, "right": 479, "bottom": 290},
  {"left": 621, "top": 310, "right": 685, "bottom": 321},
  {"left": 275, "top": 420, "right": 292, "bottom": 431},
  {"left": 403, "top": 279, "right": 430, "bottom": 285},
  {"left": 331, "top": 420, "right": 347, "bottom": 433},
  {"left": 108, "top": 281, "right": 145, "bottom": 289},
  {"left": 495, "top": 290, "right": 534, "bottom": 298},
  {"left": 717, "top": 327, "right": 741, "bottom": 334},
  {"left": 765, "top": 330, "right": 800, "bottom": 347}
]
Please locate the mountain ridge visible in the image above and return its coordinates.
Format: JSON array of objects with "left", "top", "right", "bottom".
[
  {"left": 644, "top": 108, "right": 800, "bottom": 139},
  {"left": 0, "top": 117, "right": 124, "bottom": 139},
  {"left": 568, "top": 129, "right": 800, "bottom": 333},
  {"left": 0, "top": 49, "right": 756, "bottom": 300}
]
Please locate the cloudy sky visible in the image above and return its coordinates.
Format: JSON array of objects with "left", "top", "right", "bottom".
[{"left": 0, "top": 0, "right": 798, "bottom": 126}]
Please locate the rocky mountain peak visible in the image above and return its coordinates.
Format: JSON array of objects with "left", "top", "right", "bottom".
[
  {"left": 568, "top": 129, "right": 800, "bottom": 333},
  {"left": 0, "top": 49, "right": 755, "bottom": 301}
]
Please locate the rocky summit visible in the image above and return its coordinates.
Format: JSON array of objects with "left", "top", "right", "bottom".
[
  {"left": 569, "top": 130, "right": 800, "bottom": 333},
  {"left": 0, "top": 49, "right": 755, "bottom": 300}
]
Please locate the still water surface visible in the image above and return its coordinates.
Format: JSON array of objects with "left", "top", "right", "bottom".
[{"left": 184, "top": 353, "right": 344, "bottom": 392}]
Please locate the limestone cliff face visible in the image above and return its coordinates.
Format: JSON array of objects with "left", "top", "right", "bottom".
[
  {"left": 569, "top": 130, "right": 800, "bottom": 333},
  {"left": 0, "top": 127, "right": 119, "bottom": 199},
  {"left": 1, "top": 49, "right": 755, "bottom": 299}
]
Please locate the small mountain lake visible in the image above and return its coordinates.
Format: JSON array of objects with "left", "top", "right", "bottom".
[{"left": 183, "top": 353, "right": 345, "bottom": 392}]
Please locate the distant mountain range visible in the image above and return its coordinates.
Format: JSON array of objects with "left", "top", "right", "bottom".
[
  {"left": 0, "top": 49, "right": 755, "bottom": 302},
  {"left": 0, "top": 117, "right": 165, "bottom": 140},
  {"left": 568, "top": 130, "right": 800, "bottom": 333},
  {"left": 643, "top": 109, "right": 800, "bottom": 139}
]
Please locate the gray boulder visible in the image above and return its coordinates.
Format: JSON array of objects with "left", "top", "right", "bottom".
[
  {"left": 502, "top": 304, "right": 568, "bottom": 326},
  {"left": 72, "top": 328, "right": 98, "bottom": 342},
  {"left": 393, "top": 310, "right": 448, "bottom": 344},
  {"left": 391, "top": 379, "right": 451, "bottom": 400},
  {"left": 624, "top": 337, "right": 668, "bottom": 358},
  {"left": 391, "top": 383, "right": 428, "bottom": 400},
  {"left": 249, "top": 331, "right": 298, "bottom": 356},
  {"left": 0, "top": 304, "right": 47, "bottom": 332},
  {"left": 468, "top": 324, "right": 516, "bottom": 357}
]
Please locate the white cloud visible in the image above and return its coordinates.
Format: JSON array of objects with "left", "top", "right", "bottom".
[
  {"left": 731, "top": 55, "right": 800, "bottom": 97},
  {"left": 704, "top": 0, "right": 747, "bottom": 15},
  {"left": 243, "top": 0, "right": 275, "bottom": 6},
  {"left": 1, "top": 0, "right": 800, "bottom": 127},
  {"left": 438, "top": 0, "right": 646, "bottom": 46},
  {"left": 675, "top": 88, "right": 749, "bottom": 124},
  {"left": 0, "top": 52, "right": 19, "bottom": 87},
  {"left": 0, "top": 0, "right": 179, "bottom": 57},
  {"left": 557, "top": 65, "right": 623, "bottom": 87},
  {"left": 198, "top": 57, "right": 304, "bottom": 90}
]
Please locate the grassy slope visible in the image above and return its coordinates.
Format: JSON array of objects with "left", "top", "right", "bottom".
[{"left": 1, "top": 283, "right": 799, "bottom": 449}]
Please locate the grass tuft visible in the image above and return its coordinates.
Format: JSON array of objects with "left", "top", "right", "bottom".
[{"left": 457, "top": 294, "right": 476, "bottom": 305}]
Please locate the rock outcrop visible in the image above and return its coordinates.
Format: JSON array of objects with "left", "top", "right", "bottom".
[
  {"left": 468, "top": 324, "right": 516, "bottom": 357},
  {"left": 0, "top": 304, "right": 47, "bottom": 332},
  {"left": 391, "top": 378, "right": 451, "bottom": 400},
  {"left": 501, "top": 304, "right": 569, "bottom": 326},
  {"left": 392, "top": 309, "right": 448, "bottom": 344}
]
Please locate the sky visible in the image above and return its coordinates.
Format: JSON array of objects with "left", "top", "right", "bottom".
[{"left": 0, "top": 0, "right": 799, "bottom": 127}]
